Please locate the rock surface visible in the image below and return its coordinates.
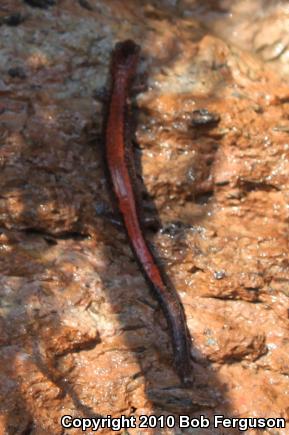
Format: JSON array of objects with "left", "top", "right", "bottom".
[{"left": 0, "top": 1, "right": 289, "bottom": 434}]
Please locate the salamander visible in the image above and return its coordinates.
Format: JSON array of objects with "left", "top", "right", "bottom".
[{"left": 104, "top": 39, "right": 192, "bottom": 385}]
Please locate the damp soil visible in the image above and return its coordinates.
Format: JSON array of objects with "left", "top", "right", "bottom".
[{"left": 0, "top": 1, "right": 289, "bottom": 434}]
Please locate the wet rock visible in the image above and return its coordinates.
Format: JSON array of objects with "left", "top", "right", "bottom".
[
  {"left": 190, "top": 109, "right": 220, "bottom": 127},
  {"left": 0, "top": 1, "right": 289, "bottom": 434}
]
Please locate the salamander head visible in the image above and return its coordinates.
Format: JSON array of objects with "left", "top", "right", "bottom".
[{"left": 111, "top": 39, "right": 140, "bottom": 77}]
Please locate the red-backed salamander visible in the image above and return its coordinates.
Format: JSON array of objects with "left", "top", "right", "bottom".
[{"left": 104, "top": 39, "right": 192, "bottom": 385}]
